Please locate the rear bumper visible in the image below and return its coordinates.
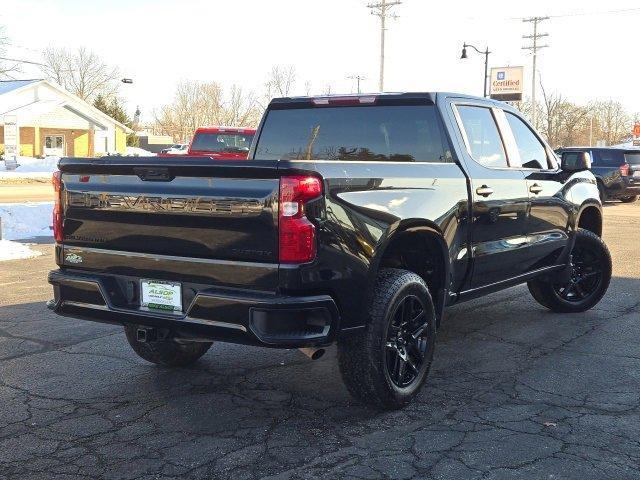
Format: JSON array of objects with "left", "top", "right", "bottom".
[{"left": 48, "top": 269, "right": 339, "bottom": 348}]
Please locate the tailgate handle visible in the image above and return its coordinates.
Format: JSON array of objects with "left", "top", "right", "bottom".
[{"left": 134, "top": 167, "right": 174, "bottom": 182}]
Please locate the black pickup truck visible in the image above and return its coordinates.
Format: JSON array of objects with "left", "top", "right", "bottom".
[{"left": 48, "top": 93, "right": 612, "bottom": 409}]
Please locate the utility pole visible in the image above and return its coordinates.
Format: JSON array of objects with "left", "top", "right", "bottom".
[
  {"left": 522, "top": 16, "right": 549, "bottom": 128},
  {"left": 347, "top": 75, "right": 366, "bottom": 93},
  {"left": 367, "top": 0, "right": 401, "bottom": 92}
]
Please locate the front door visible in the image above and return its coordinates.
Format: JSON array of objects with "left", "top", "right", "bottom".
[
  {"left": 44, "top": 135, "right": 64, "bottom": 156},
  {"left": 452, "top": 103, "right": 531, "bottom": 289}
]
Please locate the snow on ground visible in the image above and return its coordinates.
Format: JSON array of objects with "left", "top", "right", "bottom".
[
  {"left": 0, "top": 239, "right": 43, "bottom": 261},
  {"left": 0, "top": 202, "right": 53, "bottom": 240},
  {"left": 125, "top": 147, "right": 156, "bottom": 156},
  {"left": 0, "top": 156, "right": 60, "bottom": 178}
]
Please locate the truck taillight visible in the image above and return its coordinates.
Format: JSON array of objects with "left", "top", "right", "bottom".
[
  {"left": 278, "top": 175, "right": 322, "bottom": 263},
  {"left": 620, "top": 163, "right": 630, "bottom": 176},
  {"left": 52, "top": 170, "right": 63, "bottom": 243}
]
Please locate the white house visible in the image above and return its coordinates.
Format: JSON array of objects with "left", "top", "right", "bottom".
[{"left": 0, "top": 79, "right": 132, "bottom": 157}]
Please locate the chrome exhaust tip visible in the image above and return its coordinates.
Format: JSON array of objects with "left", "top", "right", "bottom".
[{"left": 298, "top": 347, "right": 325, "bottom": 360}]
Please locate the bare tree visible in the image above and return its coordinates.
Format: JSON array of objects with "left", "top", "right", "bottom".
[
  {"left": 260, "top": 65, "right": 297, "bottom": 108},
  {"left": 40, "top": 47, "right": 120, "bottom": 101},
  {"left": 590, "top": 99, "right": 631, "bottom": 146},
  {"left": 153, "top": 80, "right": 262, "bottom": 141},
  {"left": 0, "top": 26, "right": 19, "bottom": 79}
]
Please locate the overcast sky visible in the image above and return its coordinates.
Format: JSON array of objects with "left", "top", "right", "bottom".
[{"left": 2, "top": 0, "right": 639, "bottom": 121}]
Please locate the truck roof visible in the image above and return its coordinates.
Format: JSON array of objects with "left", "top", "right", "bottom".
[{"left": 268, "top": 92, "right": 507, "bottom": 108}]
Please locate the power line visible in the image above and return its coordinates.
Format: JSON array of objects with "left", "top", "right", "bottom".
[
  {"left": 522, "top": 17, "right": 549, "bottom": 127},
  {"left": 0, "top": 55, "right": 45, "bottom": 66},
  {"left": 367, "top": 0, "right": 401, "bottom": 92},
  {"left": 547, "top": 7, "right": 640, "bottom": 18}
]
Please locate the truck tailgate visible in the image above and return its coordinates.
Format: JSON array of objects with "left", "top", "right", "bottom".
[{"left": 58, "top": 157, "right": 280, "bottom": 289}]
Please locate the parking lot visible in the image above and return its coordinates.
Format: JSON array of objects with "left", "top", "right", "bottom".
[{"left": 0, "top": 202, "right": 638, "bottom": 480}]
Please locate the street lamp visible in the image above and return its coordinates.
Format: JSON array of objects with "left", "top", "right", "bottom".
[
  {"left": 460, "top": 43, "right": 490, "bottom": 98},
  {"left": 121, "top": 78, "right": 133, "bottom": 84}
]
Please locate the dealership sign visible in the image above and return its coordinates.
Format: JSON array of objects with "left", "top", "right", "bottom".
[{"left": 489, "top": 67, "right": 524, "bottom": 102}]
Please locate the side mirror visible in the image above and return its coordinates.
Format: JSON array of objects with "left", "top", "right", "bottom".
[{"left": 561, "top": 151, "right": 591, "bottom": 171}]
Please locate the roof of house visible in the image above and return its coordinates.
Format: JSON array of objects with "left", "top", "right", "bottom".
[
  {"left": 0, "top": 79, "right": 40, "bottom": 95},
  {"left": 0, "top": 79, "right": 132, "bottom": 133}
]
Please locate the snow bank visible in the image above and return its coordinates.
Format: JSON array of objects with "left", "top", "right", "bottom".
[
  {"left": 0, "top": 202, "right": 53, "bottom": 240},
  {"left": 125, "top": 147, "right": 156, "bottom": 156},
  {"left": 0, "top": 156, "right": 60, "bottom": 174},
  {"left": 0, "top": 239, "right": 43, "bottom": 261}
]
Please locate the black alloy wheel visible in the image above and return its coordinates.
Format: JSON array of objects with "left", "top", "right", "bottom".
[
  {"left": 384, "top": 295, "right": 431, "bottom": 389},
  {"left": 527, "top": 228, "right": 612, "bottom": 313},
  {"left": 553, "top": 244, "right": 603, "bottom": 302}
]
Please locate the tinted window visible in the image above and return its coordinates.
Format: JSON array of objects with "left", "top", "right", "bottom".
[
  {"left": 190, "top": 133, "right": 254, "bottom": 153},
  {"left": 624, "top": 152, "right": 640, "bottom": 165},
  {"left": 506, "top": 112, "right": 548, "bottom": 169},
  {"left": 457, "top": 106, "right": 507, "bottom": 168},
  {"left": 593, "top": 150, "right": 625, "bottom": 167},
  {"left": 254, "top": 105, "right": 451, "bottom": 162},
  {"left": 561, "top": 151, "right": 588, "bottom": 170}
]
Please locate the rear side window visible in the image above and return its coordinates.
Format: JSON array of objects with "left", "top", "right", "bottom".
[
  {"left": 505, "top": 112, "right": 549, "bottom": 169},
  {"left": 593, "top": 150, "right": 625, "bottom": 167},
  {"left": 456, "top": 105, "right": 508, "bottom": 168},
  {"left": 254, "top": 105, "right": 451, "bottom": 162}
]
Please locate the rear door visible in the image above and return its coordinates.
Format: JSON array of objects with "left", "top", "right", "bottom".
[
  {"left": 592, "top": 149, "right": 625, "bottom": 192},
  {"left": 501, "top": 110, "right": 571, "bottom": 271},
  {"left": 451, "top": 102, "right": 530, "bottom": 288}
]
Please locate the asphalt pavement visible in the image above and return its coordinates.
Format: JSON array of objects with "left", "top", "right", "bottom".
[{"left": 0, "top": 203, "right": 639, "bottom": 479}]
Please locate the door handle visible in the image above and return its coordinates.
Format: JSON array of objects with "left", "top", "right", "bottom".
[
  {"left": 476, "top": 185, "right": 494, "bottom": 197},
  {"left": 529, "top": 184, "right": 543, "bottom": 194}
]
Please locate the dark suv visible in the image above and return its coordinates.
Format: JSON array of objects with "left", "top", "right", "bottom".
[{"left": 556, "top": 147, "right": 640, "bottom": 203}]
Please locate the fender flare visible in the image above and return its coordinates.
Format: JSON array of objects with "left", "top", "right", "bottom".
[{"left": 364, "top": 219, "right": 451, "bottom": 327}]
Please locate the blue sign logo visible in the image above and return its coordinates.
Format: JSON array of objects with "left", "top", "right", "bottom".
[{"left": 497, "top": 71, "right": 506, "bottom": 80}]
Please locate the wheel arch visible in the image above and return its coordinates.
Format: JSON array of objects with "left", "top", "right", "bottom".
[
  {"left": 368, "top": 220, "right": 451, "bottom": 327},
  {"left": 576, "top": 203, "right": 603, "bottom": 237}
]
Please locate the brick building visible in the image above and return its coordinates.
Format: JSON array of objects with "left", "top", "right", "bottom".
[{"left": 0, "top": 79, "right": 131, "bottom": 157}]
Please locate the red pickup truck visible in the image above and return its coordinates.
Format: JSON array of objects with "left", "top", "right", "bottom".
[{"left": 187, "top": 126, "right": 256, "bottom": 159}]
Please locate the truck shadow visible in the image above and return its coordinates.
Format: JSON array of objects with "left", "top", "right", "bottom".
[{"left": 0, "top": 275, "right": 638, "bottom": 442}]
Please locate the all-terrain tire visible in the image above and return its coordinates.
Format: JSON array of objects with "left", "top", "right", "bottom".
[
  {"left": 124, "top": 325, "right": 212, "bottom": 367},
  {"left": 619, "top": 195, "right": 638, "bottom": 203},
  {"left": 337, "top": 268, "right": 436, "bottom": 410},
  {"left": 528, "top": 228, "right": 612, "bottom": 313}
]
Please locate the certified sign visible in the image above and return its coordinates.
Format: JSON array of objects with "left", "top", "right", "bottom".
[{"left": 489, "top": 67, "right": 524, "bottom": 102}]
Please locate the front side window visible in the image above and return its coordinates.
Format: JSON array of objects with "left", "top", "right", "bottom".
[
  {"left": 505, "top": 112, "right": 548, "bottom": 169},
  {"left": 254, "top": 105, "right": 451, "bottom": 162},
  {"left": 456, "top": 105, "right": 508, "bottom": 168}
]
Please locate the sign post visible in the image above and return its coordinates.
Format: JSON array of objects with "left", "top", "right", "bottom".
[
  {"left": 3, "top": 114, "right": 19, "bottom": 170},
  {"left": 489, "top": 67, "right": 524, "bottom": 102},
  {"left": 633, "top": 123, "right": 640, "bottom": 147}
]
